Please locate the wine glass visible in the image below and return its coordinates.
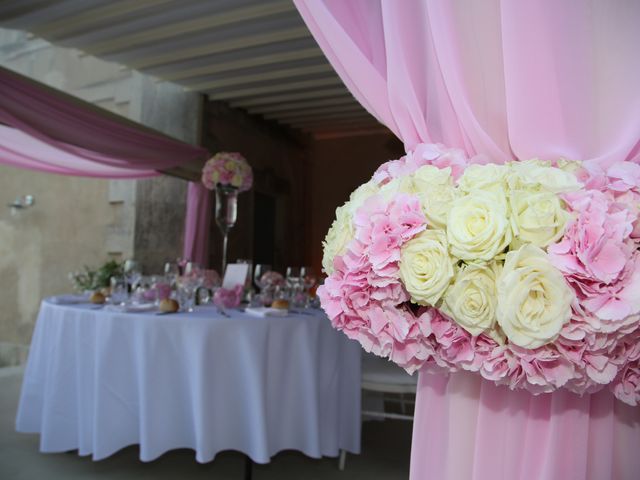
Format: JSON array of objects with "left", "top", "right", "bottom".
[
  {"left": 164, "top": 261, "right": 180, "bottom": 287},
  {"left": 179, "top": 262, "right": 204, "bottom": 312},
  {"left": 124, "top": 259, "right": 141, "bottom": 293},
  {"left": 301, "top": 267, "right": 317, "bottom": 292},
  {"left": 109, "top": 276, "right": 128, "bottom": 306},
  {"left": 286, "top": 266, "right": 300, "bottom": 286},
  {"left": 253, "top": 264, "right": 271, "bottom": 291}
]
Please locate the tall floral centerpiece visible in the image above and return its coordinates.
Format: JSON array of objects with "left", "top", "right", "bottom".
[
  {"left": 202, "top": 152, "right": 253, "bottom": 273},
  {"left": 319, "top": 143, "right": 640, "bottom": 405}
]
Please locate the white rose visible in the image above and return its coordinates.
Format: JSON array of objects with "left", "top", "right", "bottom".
[
  {"left": 442, "top": 262, "right": 501, "bottom": 336},
  {"left": 509, "top": 190, "right": 570, "bottom": 247},
  {"left": 399, "top": 230, "right": 454, "bottom": 306},
  {"left": 347, "top": 180, "right": 380, "bottom": 216},
  {"left": 447, "top": 190, "right": 512, "bottom": 261},
  {"left": 457, "top": 163, "right": 508, "bottom": 194},
  {"left": 379, "top": 175, "right": 415, "bottom": 201},
  {"left": 322, "top": 204, "right": 353, "bottom": 274},
  {"left": 412, "top": 165, "right": 457, "bottom": 229},
  {"left": 508, "top": 159, "right": 582, "bottom": 193},
  {"left": 496, "top": 244, "right": 574, "bottom": 348}
]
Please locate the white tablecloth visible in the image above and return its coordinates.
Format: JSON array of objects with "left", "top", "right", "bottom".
[{"left": 16, "top": 300, "right": 361, "bottom": 463}]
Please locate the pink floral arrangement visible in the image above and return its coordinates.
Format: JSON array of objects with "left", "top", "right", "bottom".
[
  {"left": 202, "top": 152, "right": 253, "bottom": 192},
  {"left": 318, "top": 143, "right": 640, "bottom": 405},
  {"left": 213, "top": 285, "right": 243, "bottom": 309},
  {"left": 260, "top": 271, "right": 285, "bottom": 288}
]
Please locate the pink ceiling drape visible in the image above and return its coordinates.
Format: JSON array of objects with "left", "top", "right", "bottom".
[
  {"left": 0, "top": 66, "right": 208, "bottom": 177},
  {"left": 295, "top": 1, "right": 640, "bottom": 479},
  {"left": 0, "top": 66, "right": 211, "bottom": 264},
  {"left": 182, "top": 182, "right": 213, "bottom": 266}
]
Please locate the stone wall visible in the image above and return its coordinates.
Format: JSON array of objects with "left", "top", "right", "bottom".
[{"left": 0, "top": 29, "right": 201, "bottom": 356}]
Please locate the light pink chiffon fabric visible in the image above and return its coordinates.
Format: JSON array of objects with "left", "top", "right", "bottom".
[
  {"left": 0, "top": 66, "right": 208, "bottom": 177},
  {"left": 294, "top": 1, "right": 640, "bottom": 478},
  {"left": 182, "top": 182, "right": 213, "bottom": 266}
]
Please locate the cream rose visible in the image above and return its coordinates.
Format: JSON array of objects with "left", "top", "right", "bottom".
[
  {"left": 509, "top": 190, "right": 570, "bottom": 247},
  {"left": 411, "top": 165, "right": 456, "bottom": 229},
  {"left": 508, "top": 159, "right": 582, "bottom": 193},
  {"left": 447, "top": 190, "right": 512, "bottom": 261},
  {"left": 399, "top": 230, "right": 454, "bottom": 306},
  {"left": 322, "top": 204, "right": 353, "bottom": 274},
  {"left": 442, "top": 262, "right": 501, "bottom": 336},
  {"left": 496, "top": 244, "right": 574, "bottom": 348},
  {"left": 457, "top": 163, "right": 508, "bottom": 194}
]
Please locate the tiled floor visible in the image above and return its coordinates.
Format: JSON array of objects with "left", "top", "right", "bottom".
[{"left": 0, "top": 367, "right": 412, "bottom": 479}]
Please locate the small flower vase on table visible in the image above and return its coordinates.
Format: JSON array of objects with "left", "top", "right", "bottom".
[{"left": 201, "top": 152, "right": 253, "bottom": 275}]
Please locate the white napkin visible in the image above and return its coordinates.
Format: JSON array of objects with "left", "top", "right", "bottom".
[
  {"left": 50, "top": 294, "right": 89, "bottom": 305},
  {"left": 245, "top": 307, "right": 289, "bottom": 318},
  {"left": 104, "top": 303, "right": 156, "bottom": 313}
]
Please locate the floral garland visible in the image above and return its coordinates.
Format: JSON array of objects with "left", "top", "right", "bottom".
[
  {"left": 319, "top": 143, "right": 640, "bottom": 405},
  {"left": 202, "top": 152, "right": 253, "bottom": 192}
]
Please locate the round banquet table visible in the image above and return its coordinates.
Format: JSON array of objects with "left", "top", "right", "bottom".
[{"left": 15, "top": 299, "right": 361, "bottom": 463}]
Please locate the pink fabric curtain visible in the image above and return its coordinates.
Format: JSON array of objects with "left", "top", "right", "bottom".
[
  {"left": 295, "top": 1, "right": 640, "bottom": 478},
  {"left": 0, "top": 66, "right": 208, "bottom": 177},
  {"left": 182, "top": 182, "right": 213, "bottom": 266},
  {"left": 295, "top": 0, "right": 640, "bottom": 168}
]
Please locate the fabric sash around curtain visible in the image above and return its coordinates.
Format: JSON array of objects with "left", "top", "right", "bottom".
[
  {"left": 294, "top": 1, "right": 640, "bottom": 478},
  {"left": 0, "top": 66, "right": 208, "bottom": 177}
]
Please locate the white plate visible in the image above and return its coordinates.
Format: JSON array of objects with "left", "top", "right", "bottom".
[
  {"left": 245, "top": 307, "right": 289, "bottom": 317},
  {"left": 50, "top": 294, "right": 89, "bottom": 305}
]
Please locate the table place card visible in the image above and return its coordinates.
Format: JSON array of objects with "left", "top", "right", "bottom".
[{"left": 222, "top": 263, "right": 249, "bottom": 288}]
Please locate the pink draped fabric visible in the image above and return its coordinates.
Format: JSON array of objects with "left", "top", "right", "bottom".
[
  {"left": 182, "top": 182, "right": 213, "bottom": 266},
  {"left": 294, "top": 1, "right": 640, "bottom": 478},
  {"left": 0, "top": 66, "right": 208, "bottom": 177}
]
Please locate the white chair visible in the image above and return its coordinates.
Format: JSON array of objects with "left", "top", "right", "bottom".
[{"left": 338, "top": 352, "right": 418, "bottom": 470}]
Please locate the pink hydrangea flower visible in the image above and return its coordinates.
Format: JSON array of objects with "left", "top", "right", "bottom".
[
  {"left": 610, "top": 362, "right": 640, "bottom": 406},
  {"left": 322, "top": 142, "right": 640, "bottom": 405},
  {"left": 548, "top": 190, "right": 640, "bottom": 322}
]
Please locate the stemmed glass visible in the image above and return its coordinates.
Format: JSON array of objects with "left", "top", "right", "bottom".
[
  {"left": 124, "top": 260, "right": 141, "bottom": 294},
  {"left": 178, "top": 262, "right": 204, "bottom": 312},
  {"left": 286, "top": 267, "right": 305, "bottom": 307},
  {"left": 164, "top": 261, "right": 180, "bottom": 287},
  {"left": 109, "top": 276, "right": 128, "bottom": 306},
  {"left": 301, "top": 267, "right": 317, "bottom": 308},
  {"left": 253, "top": 264, "right": 271, "bottom": 292}
]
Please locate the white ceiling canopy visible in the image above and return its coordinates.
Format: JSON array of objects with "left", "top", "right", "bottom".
[{"left": 0, "top": 0, "right": 388, "bottom": 138}]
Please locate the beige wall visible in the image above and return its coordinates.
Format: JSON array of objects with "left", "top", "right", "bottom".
[
  {"left": 0, "top": 165, "right": 116, "bottom": 345},
  {"left": 0, "top": 29, "right": 201, "bottom": 357}
]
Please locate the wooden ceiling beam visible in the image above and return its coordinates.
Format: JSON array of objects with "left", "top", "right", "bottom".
[
  {"left": 246, "top": 95, "right": 357, "bottom": 114},
  {"left": 84, "top": 1, "right": 296, "bottom": 56},
  {"left": 186, "top": 63, "right": 333, "bottom": 91},
  {"left": 264, "top": 103, "right": 365, "bottom": 120},
  {"left": 312, "top": 127, "right": 392, "bottom": 140},
  {"left": 155, "top": 47, "right": 324, "bottom": 83},
  {"left": 292, "top": 117, "right": 380, "bottom": 128},
  {"left": 207, "top": 76, "right": 343, "bottom": 100},
  {"left": 31, "top": 0, "right": 173, "bottom": 39},
  {"left": 128, "top": 26, "right": 311, "bottom": 70},
  {"left": 228, "top": 87, "right": 349, "bottom": 107},
  {"left": 277, "top": 111, "right": 372, "bottom": 126}
]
